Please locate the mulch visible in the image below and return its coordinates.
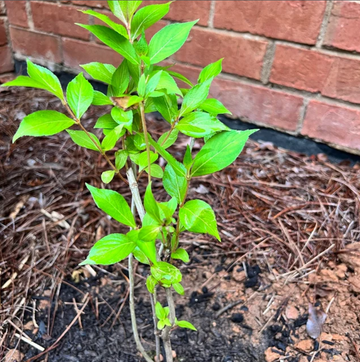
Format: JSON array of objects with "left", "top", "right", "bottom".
[{"left": 1, "top": 87, "right": 359, "bottom": 361}]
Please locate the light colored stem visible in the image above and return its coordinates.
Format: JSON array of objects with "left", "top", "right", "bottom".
[
  {"left": 126, "top": 167, "right": 145, "bottom": 221},
  {"left": 150, "top": 288, "right": 161, "bottom": 362},
  {"left": 139, "top": 102, "right": 152, "bottom": 184},
  {"left": 161, "top": 288, "right": 176, "bottom": 362}
]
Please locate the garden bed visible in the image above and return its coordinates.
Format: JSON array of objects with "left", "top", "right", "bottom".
[{"left": 1, "top": 88, "right": 359, "bottom": 362}]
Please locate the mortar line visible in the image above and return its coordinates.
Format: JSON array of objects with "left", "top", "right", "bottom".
[
  {"left": 25, "top": 0, "right": 34, "bottom": 31},
  {"left": 260, "top": 41, "right": 276, "bottom": 85},
  {"left": 208, "top": 0, "right": 216, "bottom": 29},
  {"left": 296, "top": 98, "right": 310, "bottom": 135},
  {"left": 316, "top": 0, "right": 334, "bottom": 48}
]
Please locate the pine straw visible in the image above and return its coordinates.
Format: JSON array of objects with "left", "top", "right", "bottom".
[{"left": 1, "top": 88, "right": 359, "bottom": 350}]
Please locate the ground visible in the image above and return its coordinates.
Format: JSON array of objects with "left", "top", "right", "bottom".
[{"left": 1, "top": 88, "right": 360, "bottom": 362}]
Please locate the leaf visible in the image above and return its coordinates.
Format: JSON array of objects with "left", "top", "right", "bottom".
[
  {"left": 157, "top": 320, "right": 165, "bottom": 330},
  {"left": 2, "top": 76, "right": 54, "bottom": 93},
  {"left": 133, "top": 246, "right": 150, "bottom": 264},
  {"left": 139, "top": 150, "right": 158, "bottom": 170},
  {"left": 167, "top": 70, "right": 193, "bottom": 87},
  {"left": 101, "top": 125, "right": 124, "bottom": 151},
  {"left": 163, "top": 164, "right": 187, "bottom": 203},
  {"left": 94, "top": 114, "right": 118, "bottom": 129},
  {"left": 151, "top": 261, "right": 182, "bottom": 285},
  {"left": 176, "top": 319, "right": 197, "bottom": 331},
  {"left": 80, "top": 233, "right": 136, "bottom": 265},
  {"left": 136, "top": 240, "right": 158, "bottom": 265},
  {"left": 171, "top": 248, "right": 189, "bottom": 263},
  {"left": 179, "top": 77, "right": 212, "bottom": 117},
  {"left": 131, "top": 2, "right": 171, "bottom": 39},
  {"left": 183, "top": 145, "right": 193, "bottom": 170},
  {"left": 179, "top": 199, "right": 220, "bottom": 241},
  {"left": 80, "top": 62, "right": 116, "bottom": 84},
  {"left": 115, "top": 149, "right": 128, "bottom": 170},
  {"left": 92, "top": 91, "right": 113, "bottom": 106},
  {"left": 158, "top": 128, "right": 179, "bottom": 149},
  {"left": 108, "top": 1, "right": 142, "bottom": 25},
  {"left": 82, "top": 9, "right": 128, "bottom": 38},
  {"left": 176, "top": 111, "right": 229, "bottom": 138},
  {"left": 144, "top": 183, "right": 161, "bottom": 223},
  {"left": 149, "top": 135, "right": 186, "bottom": 177},
  {"left": 13, "top": 110, "right": 75, "bottom": 142},
  {"left": 111, "top": 107, "right": 133, "bottom": 132},
  {"left": 111, "top": 61, "right": 130, "bottom": 96},
  {"left": 66, "top": 73, "right": 94, "bottom": 119},
  {"left": 191, "top": 130, "right": 257, "bottom": 177},
  {"left": 137, "top": 74, "right": 146, "bottom": 97},
  {"left": 25, "top": 59, "right": 64, "bottom": 100},
  {"left": 134, "top": 30, "right": 148, "bottom": 56},
  {"left": 198, "top": 58, "right": 223, "bottom": 83},
  {"left": 67, "top": 130, "right": 101, "bottom": 151},
  {"left": 101, "top": 170, "right": 115, "bottom": 184},
  {"left": 152, "top": 94, "right": 178, "bottom": 123},
  {"left": 199, "top": 98, "right": 231, "bottom": 115},
  {"left": 173, "top": 282, "right": 184, "bottom": 295},
  {"left": 78, "top": 24, "right": 139, "bottom": 64},
  {"left": 145, "top": 70, "right": 163, "bottom": 97},
  {"left": 156, "top": 72, "right": 182, "bottom": 95},
  {"left": 146, "top": 275, "right": 157, "bottom": 294},
  {"left": 149, "top": 21, "right": 197, "bottom": 64},
  {"left": 86, "top": 184, "right": 136, "bottom": 227},
  {"left": 139, "top": 225, "right": 161, "bottom": 242},
  {"left": 145, "top": 164, "right": 163, "bottom": 179}
]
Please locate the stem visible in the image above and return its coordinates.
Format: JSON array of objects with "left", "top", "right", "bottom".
[
  {"left": 161, "top": 288, "right": 176, "bottom": 362},
  {"left": 139, "top": 102, "right": 152, "bottom": 184},
  {"left": 150, "top": 288, "right": 161, "bottom": 362},
  {"left": 126, "top": 167, "right": 145, "bottom": 221}
]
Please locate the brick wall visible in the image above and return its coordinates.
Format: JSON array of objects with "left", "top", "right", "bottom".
[
  {"left": 0, "top": 0, "right": 14, "bottom": 80},
  {"left": 3, "top": 0, "right": 360, "bottom": 154}
]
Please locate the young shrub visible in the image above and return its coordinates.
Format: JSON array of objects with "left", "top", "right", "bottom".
[{"left": 2, "top": 1, "right": 257, "bottom": 361}]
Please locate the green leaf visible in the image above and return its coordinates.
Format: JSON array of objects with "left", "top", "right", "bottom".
[
  {"left": 179, "top": 77, "right": 212, "bottom": 117},
  {"left": 101, "top": 170, "right": 115, "bottom": 184},
  {"left": 82, "top": 9, "right": 128, "bottom": 38},
  {"left": 133, "top": 245, "right": 150, "bottom": 264},
  {"left": 199, "top": 98, "right": 231, "bottom": 115},
  {"left": 167, "top": 70, "right": 193, "bottom": 87},
  {"left": 152, "top": 94, "right": 178, "bottom": 123},
  {"left": 134, "top": 30, "right": 148, "bottom": 56},
  {"left": 145, "top": 70, "right": 163, "bottom": 97},
  {"left": 110, "top": 61, "right": 130, "bottom": 97},
  {"left": 176, "top": 111, "right": 229, "bottom": 138},
  {"left": 78, "top": 24, "right": 139, "bottom": 64},
  {"left": 183, "top": 145, "right": 193, "bottom": 170},
  {"left": 156, "top": 71, "right": 182, "bottom": 95},
  {"left": 108, "top": 1, "right": 142, "bottom": 25},
  {"left": 144, "top": 183, "right": 161, "bottom": 223},
  {"left": 134, "top": 133, "right": 146, "bottom": 150},
  {"left": 111, "top": 107, "right": 133, "bottom": 132},
  {"left": 25, "top": 59, "right": 64, "bottom": 100},
  {"left": 139, "top": 150, "right": 158, "bottom": 170},
  {"left": 151, "top": 261, "right": 182, "bottom": 285},
  {"left": 80, "top": 233, "right": 135, "bottom": 265},
  {"left": 13, "top": 110, "right": 75, "bottom": 142},
  {"left": 149, "top": 135, "right": 186, "bottom": 177},
  {"left": 86, "top": 184, "right": 136, "bottom": 227},
  {"left": 191, "top": 130, "right": 257, "bottom": 177},
  {"left": 94, "top": 114, "right": 118, "bottom": 129},
  {"left": 136, "top": 239, "right": 158, "bottom": 265},
  {"left": 176, "top": 319, "right": 197, "bottom": 331},
  {"left": 198, "top": 58, "right": 223, "bottom": 83},
  {"left": 171, "top": 248, "right": 189, "bottom": 263},
  {"left": 139, "top": 225, "right": 161, "bottom": 242},
  {"left": 115, "top": 149, "right": 128, "bottom": 170},
  {"left": 157, "top": 320, "right": 165, "bottom": 330},
  {"left": 2, "top": 76, "right": 52, "bottom": 93},
  {"left": 101, "top": 125, "right": 124, "bottom": 151},
  {"left": 66, "top": 73, "right": 94, "bottom": 119},
  {"left": 67, "top": 130, "right": 101, "bottom": 151},
  {"left": 163, "top": 164, "right": 187, "bottom": 203},
  {"left": 145, "top": 164, "right": 163, "bottom": 179},
  {"left": 164, "top": 317, "right": 171, "bottom": 327},
  {"left": 137, "top": 73, "right": 146, "bottom": 97},
  {"left": 131, "top": 2, "right": 171, "bottom": 39},
  {"left": 180, "top": 199, "right": 220, "bottom": 241},
  {"left": 173, "top": 282, "right": 184, "bottom": 295},
  {"left": 92, "top": 91, "right": 113, "bottom": 106},
  {"left": 146, "top": 275, "right": 157, "bottom": 294},
  {"left": 81, "top": 62, "right": 116, "bottom": 84},
  {"left": 158, "top": 128, "right": 179, "bottom": 149},
  {"left": 149, "top": 21, "right": 197, "bottom": 64}
]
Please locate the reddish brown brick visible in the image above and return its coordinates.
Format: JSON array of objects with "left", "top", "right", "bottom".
[
  {"left": 62, "top": 37, "right": 123, "bottom": 71},
  {"left": 210, "top": 78, "right": 304, "bottom": 131},
  {"left": 214, "top": 1, "right": 326, "bottom": 45},
  {"left": 302, "top": 100, "right": 360, "bottom": 151},
  {"left": 5, "top": 1, "right": 28, "bottom": 28},
  {"left": 0, "top": 45, "right": 13, "bottom": 73},
  {"left": 270, "top": 45, "right": 333, "bottom": 93},
  {"left": 31, "top": 1, "right": 89, "bottom": 40},
  {"left": 10, "top": 26, "right": 61, "bottom": 63},
  {"left": 0, "top": 18, "right": 7, "bottom": 46},
  {"left": 72, "top": 0, "right": 107, "bottom": 8},
  {"left": 324, "top": 1, "right": 360, "bottom": 53},
  {"left": 174, "top": 28, "right": 268, "bottom": 80}
]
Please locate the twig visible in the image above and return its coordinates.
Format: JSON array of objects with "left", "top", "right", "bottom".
[{"left": 14, "top": 333, "right": 45, "bottom": 352}]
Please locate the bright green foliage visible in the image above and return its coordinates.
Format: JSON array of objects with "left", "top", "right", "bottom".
[
  {"left": 13, "top": 111, "right": 75, "bottom": 142},
  {"left": 3, "top": 0, "right": 256, "bottom": 350}
]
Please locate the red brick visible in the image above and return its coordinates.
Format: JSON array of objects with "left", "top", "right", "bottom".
[
  {"left": 10, "top": 27, "right": 61, "bottom": 63},
  {"left": 210, "top": 78, "right": 304, "bottom": 131},
  {"left": 5, "top": 1, "right": 28, "bottom": 28},
  {"left": 71, "top": 0, "right": 107, "bottom": 8},
  {"left": 302, "top": 100, "right": 360, "bottom": 151},
  {"left": 324, "top": 1, "right": 360, "bottom": 53},
  {"left": 62, "top": 37, "right": 123, "bottom": 71},
  {"left": 214, "top": 1, "right": 326, "bottom": 45},
  {"left": 270, "top": 45, "right": 333, "bottom": 93},
  {"left": 31, "top": 2, "right": 89, "bottom": 40},
  {"left": 322, "top": 56, "right": 360, "bottom": 105},
  {"left": 0, "top": 45, "right": 13, "bottom": 73},
  {"left": 0, "top": 18, "right": 7, "bottom": 46},
  {"left": 174, "top": 28, "right": 268, "bottom": 80}
]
